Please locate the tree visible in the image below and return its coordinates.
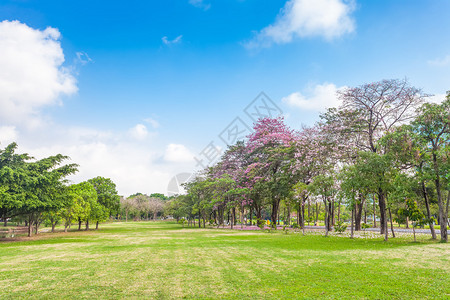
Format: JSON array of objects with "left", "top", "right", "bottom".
[
  {"left": 22, "top": 154, "right": 78, "bottom": 236},
  {"left": 397, "top": 198, "right": 427, "bottom": 242},
  {"left": 88, "top": 176, "right": 120, "bottom": 228},
  {"left": 68, "top": 182, "right": 97, "bottom": 231},
  {"left": 337, "top": 79, "right": 427, "bottom": 238},
  {"left": 411, "top": 94, "right": 450, "bottom": 242},
  {"left": 246, "top": 117, "right": 297, "bottom": 225},
  {"left": 0, "top": 143, "right": 31, "bottom": 226}
]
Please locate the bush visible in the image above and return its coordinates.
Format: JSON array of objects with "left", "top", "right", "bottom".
[
  {"left": 361, "top": 223, "right": 371, "bottom": 231},
  {"left": 256, "top": 218, "right": 265, "bottom": 230},
  {"left": 270, "top": 222, "right": 277, "bottom": 231},
  {"left": 334, "top": 221, "right": 347, "bottom": 233},
  {"left": 177, "top": 219, "right": 187, "bottom": 227}
]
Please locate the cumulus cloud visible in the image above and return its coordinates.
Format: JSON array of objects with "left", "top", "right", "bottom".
[
  {"left": 0, "top": 21, "right": 196, "bottom": 196},
  {"left": 282, "top": 83, "right": 344, "bottom": 111},
  {"left": 189, "top": 0, "right": 211, "bottom": 10},
  {"left": 0, "top": 20, "right": 77, "bottom": 127},
  {"left": 129, "top": 124, "right": 150, "bottom": 141},
  {"left": 162, "top": 35, "right": 183, "bottom": 45},
  {"left": 164, "top": 144, "right": 195, "bottom": 163},
  {"left": 428, "top": 55, "right": 450, "bottom": 67},
  {"left": 246, "top": 0, "right": 355, "bottom": 48}
]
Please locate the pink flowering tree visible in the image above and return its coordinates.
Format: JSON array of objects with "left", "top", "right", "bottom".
[{"left": 246, "top": 117, "right": 298, "bottom": 226}]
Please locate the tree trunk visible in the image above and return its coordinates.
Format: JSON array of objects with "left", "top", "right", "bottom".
[
  {"left": 96, "top": 221, "right": 99, "bottom": 230},
  {"left": 388, "top": 208, "right": 395, "bottom": 238},
  {"left": 52, "top": 222, "right": 56, "bottom": 233},
  {"left": 286, "top": 205, "right": 290, "bottom": 227},
  {"left": 271, "top": 198, "right": 280, "bottom": 227},
  {"left": 85, "top": 220, "right": 89, "bottom": 231},
  {"left": 337, "top": 198, "right": 341, "bottom": 223},
  {"left": 433, "top": 152, "right": 447, "bottom": 242},
  {"left": 78, "top": 219, "right": 82, "bottom": 230},
  {"left": 64, "top": 224, "right": 68, "bottom": 232},
  {"left": 324, "top": 199, "right": 329, "bottom": 236},
  {"left": 355, "top": 195, "right": 364, "bottom": 231},
  {"left": 307, "top": 198, "right": 311, "bottom": 225},
  {"left": 276, "top": 205, "right": 280, "bottom": 226},
  {"left": 301, "top": 202, "right": 305, "bottom": 236},
  {"left": 378, "top": 189, "right": 388, "bottom": 241},
  {"left": 3, "top": 213, "right": 7, "bottom": 227},
  {"left": 351, "top": 208, "right": 354, "bottom": 239},
  {"left": 240, "top": 206, "right": 244, "bottom": 229},
  {"left": 27, "top": 215, "right": 33, "bottom": 237},
  {"left": 331, "top": 199, "right": 335, "bottom": 226},
  {"left": 373, "top": 196, "right": 377, "bottom": 228},
  {"left": 364, "top": 199, "right": 367, "bottom": 224},
  {"left": 315, "top": 202, "right": 320, "bottom": 226},
  {"left": 298, "top": 202, "right": 303, "bottom": 227},
  {"left": 231, "top": 208, "right": 234, "bottom": 230}
]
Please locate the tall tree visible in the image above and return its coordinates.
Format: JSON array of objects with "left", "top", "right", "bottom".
[
  {"left": 337, "top": 79, "right": 427, "bottom": 238},
  {"left": 411, "top": 94, "right": 449, "bottom": 242}
]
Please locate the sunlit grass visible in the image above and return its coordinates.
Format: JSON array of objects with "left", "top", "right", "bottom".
[{"left": 0, "top": 221, "right": 448, "bottom": 299}]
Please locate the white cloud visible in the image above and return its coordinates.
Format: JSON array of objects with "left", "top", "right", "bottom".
[
  {"left": 144, "top": 117, "right": 160, "bottom": 129},
  {"left": 75, "top": 51, "right": 93, "bottom": 65},
  {"left": 0, "top": 20, "right": 77, "bottom": 127},
  {"left": 428, "top": 93, "right": 447, "bottom": 104},
  {"left": 189, "top": 0, "right": 211, "bottom": 10},
  {"left": 246, "top": 0, "right": 355, "bottom": 48},
  {"left": 14, "top": 125, "right": 197, "bottom": 197},
  {"left": 282, "top": 83, "right": 344, "bottom": 111},
  {"left": 164, "top": 144, "right": 194, "bottom": 163},
  {"left": 162, "top": 35, "right": 183, "bottom": 45},
  {"left": 129, "top": 124, "right": 149, "bottom": 140},
  {"left": 428, "top": 55, "right": 450, "bottom": 67},
  {"left": 0, "top": 126, "right": 18, "bottom": 145},
  {"left": 0, "top": 21, "right": 196, "bottom": 197}
]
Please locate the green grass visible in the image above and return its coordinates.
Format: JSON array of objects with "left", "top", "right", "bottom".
[{"left": 0, "top": 221, "right": 448, "bottom": 299}]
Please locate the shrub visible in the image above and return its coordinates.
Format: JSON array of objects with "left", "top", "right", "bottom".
[
  {"left": 256, "top": 218, "right": 265, "bottom": 230},
  {"left": 334, "top": 221, "right": 347, "bottom": 233}
]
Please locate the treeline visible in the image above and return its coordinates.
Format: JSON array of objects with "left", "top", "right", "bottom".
[
  {"left": 166, "top": 79, "right": 450, "bottom": 242},
  {"left": 119, "top": 193, "right": 168, "bottom": 221},
  {"left": 0, "top": 143, "right": 120, "bottom": 236}
]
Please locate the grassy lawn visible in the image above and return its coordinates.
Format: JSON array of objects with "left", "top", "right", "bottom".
[{"left": 0, "top": 221, "right": 448, "bottom": 299}]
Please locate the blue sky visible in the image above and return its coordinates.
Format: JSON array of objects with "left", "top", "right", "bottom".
[{"left": 0, "top": 0, "right": 449, "bottom": 196}]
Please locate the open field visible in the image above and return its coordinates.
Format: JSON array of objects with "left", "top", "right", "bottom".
[{"left": 0, "top": 222, "right": 449, "bottom": 299}]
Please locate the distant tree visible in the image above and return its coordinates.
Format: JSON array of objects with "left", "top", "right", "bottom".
[
  {"left": 88, "top": 176, "right": 120, "bottom": 228},
  {"left": 150, "top": 193, "right": 168, "bottom": 201}
]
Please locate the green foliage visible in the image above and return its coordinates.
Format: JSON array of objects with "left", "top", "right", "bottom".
[
  {"left": 256, "top": 218, "right": 265, "bottom": 230},
  {"left": 334, "top": 221, "right": 347, "bottom": 233},
  {"left": 361, "top": 223, "right": 371, "bottom": 230}
]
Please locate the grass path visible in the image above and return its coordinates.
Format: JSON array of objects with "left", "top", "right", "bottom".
[{"left": 0, "top": 221, "right": 449, "bottom": 299}]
